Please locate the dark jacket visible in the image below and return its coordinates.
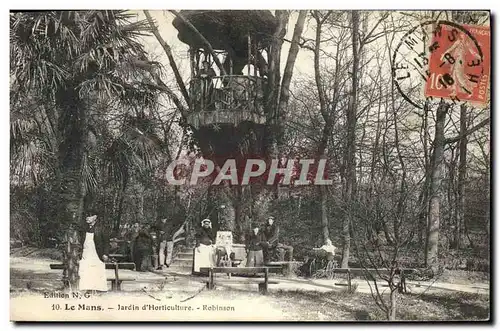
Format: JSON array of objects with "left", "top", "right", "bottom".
[
  {"left": 196, "top": 227, "right": 215, "bottom": 246},
  {"left": 134, "top": 229, "right": 154, "bottom": 255},
  {"left": 154, "top": 220, "right": 175, "bottom": 242},
  {"left": 263, "top": 223, "right": 279, "bottom": 247},
  {"left": 80, "top": 222, "right": 109, "bottom": 262},
  {"left": 246, "top": 231, "right": 264, "bottom": 251}
]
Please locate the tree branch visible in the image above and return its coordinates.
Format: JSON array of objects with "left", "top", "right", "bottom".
[
  {"left": 277, "top": 10, "right": 307, "bottom": 120},
  {"left": 444, "top": 117, "right": 490, "bottom": 145},
  {"left": 144, "top": 10, "right": 190, "bottom": 106}
]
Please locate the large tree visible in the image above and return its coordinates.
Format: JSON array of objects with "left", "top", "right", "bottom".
[{"left": 10, "top": 10, "right": 161, "bottom": 288}]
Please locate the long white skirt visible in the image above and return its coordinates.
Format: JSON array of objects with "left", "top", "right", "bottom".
[
  {"left": 79, "top": 232, "right": 108, "bottom": 291},
  {"left": 193, "top": 244, "right": 216, "bottom": 273}
]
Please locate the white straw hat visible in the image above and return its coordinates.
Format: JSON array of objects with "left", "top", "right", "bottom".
[{"left": 86, "top": 215, "right": 97, "bottom": 223}]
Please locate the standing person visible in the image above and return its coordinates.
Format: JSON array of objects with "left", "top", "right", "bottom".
[
  {"left": 133, "top": 225, "right": 154, "bottom": 272},
  {"left": 149, "top": 227, "right": 159, "bottom": 270},
  {"left": 193, "top": 218, "right": 216, "bottom": 274},
  {"left": 245, "top": 223, "right": 264, "bottom": 267},
  {"left": 262, "top": 216, "right": 279, "bottom": 263},
  {"left": 198, "top": 60, "right": 216, "bottom": 110},
  {"left": 262, "top": 216, "right": 293, "bottom": 263},
  {"left": 127, "top": 222, "right": 140, "bottom": 262},
  {"left": 79, "top": 214, "right": 109, "bottom": 292},
  {"left": 155, "top": 218, "right": 175, "bottom": 270}
]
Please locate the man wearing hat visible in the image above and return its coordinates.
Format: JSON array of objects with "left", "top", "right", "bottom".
[
  {"left": 245, "top": 223, "right": 264, "bottom": 267},
  {"left": 262, "top": 216, "right": 279, "bottom": 263},
  {"left": 193, "top": 218, "right": 217, "bottom": 274},
  {"left": 262, "top": 215, "right": 294, "bottom": 263},
  {"left": 154, "top": 218, "right": 175, "bottom": 270}
]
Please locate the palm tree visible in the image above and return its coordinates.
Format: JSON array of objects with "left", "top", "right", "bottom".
[
  {"left": 10, "top": 10, "right": 161, "bottom": 288},
  {"left": 103, "top": 111, "right": 164, "bottom": 233}
]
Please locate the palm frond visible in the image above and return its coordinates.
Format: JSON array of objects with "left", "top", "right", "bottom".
[
  {"left": 81, "top": 153, "right": 98, "bottom": 194},
  {"left": 11, "top": 10, "right": 158, "bottom": 110}
]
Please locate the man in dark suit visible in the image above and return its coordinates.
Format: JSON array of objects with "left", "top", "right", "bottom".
[
  {"left": 262, "top": 216, "right": 293, "bottom": 263},
  {"left": 133, "top": 225, "right": 154, "bottom": 272},
  {"left": 245, "top": 223, "right": 264, "bottom": 267}
]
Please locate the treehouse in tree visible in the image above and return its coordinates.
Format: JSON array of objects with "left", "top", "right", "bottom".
[{"left": 173, "top": 10, "right": 278, "bottom": 160}]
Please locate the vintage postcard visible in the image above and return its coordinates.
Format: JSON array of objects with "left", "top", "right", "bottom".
[{"left": 10, "top": 9, "right": 490, "bottom": 322}]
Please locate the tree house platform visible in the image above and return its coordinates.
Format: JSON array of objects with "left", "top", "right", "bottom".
[{"left": 187, "top": 110, "right": 266, "bottom": 129}]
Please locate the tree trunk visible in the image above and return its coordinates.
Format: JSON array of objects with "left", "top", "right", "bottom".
[
  {"left": 388, "top": 289, "right": 397, "bottom": 320},
  {"left": 425, "top": 101, "right": 448, "bottom": 269},
  {"left": 418, "top": 102, "right": 431, "bottom": 249},
  {"left": 137, "top": 184, "right": 145, "bottom": 223},
  {"left": 312, "top": 11, "right": 336, "bottom": 245},
  {"left": 233, "top": 186, "right": 245, "bottom": 242},
  {"left": 341, "top": 11, "right": 359, "bottom": 268},
  {"left": 455, "top": 103, "right": 467, "bottom": 249},
  {"left": 320, "top": 186, "right": 330, "bottom": 243},
  {"left": 114, "top": 178, "right": 128, "bottom": 234},
  {"left": 57, "top": 89, "right": 87, "bottom": 289},
  {"left": 277, "top": 11, "right": 307, "bottom": 119}
]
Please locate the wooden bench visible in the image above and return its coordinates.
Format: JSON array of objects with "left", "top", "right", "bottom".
[
  {"left": 200, "top": 266, "right": 281, "bottom": 294},
  {"left": 331, "top": 268, "right": 416, "bottom": 293},
  {"left": 50, "top": 262, "right": 136, "bottom": 291},
  {"left": 266, "top": 261, "right": 302, "bottom": 277},
  {"left": 108, "top": 253, "right": 129, "bottom": 262}
]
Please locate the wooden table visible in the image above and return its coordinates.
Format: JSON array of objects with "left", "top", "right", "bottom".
[{"left": 199, "top": 266, "right": 281, "bottom": 294}]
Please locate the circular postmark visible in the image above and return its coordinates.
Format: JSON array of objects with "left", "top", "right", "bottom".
[{"left": 392, "top": 20, "right": 484, "bottom": 109}]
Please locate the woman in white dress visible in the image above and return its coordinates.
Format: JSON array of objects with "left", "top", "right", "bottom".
[
  {"left": 193, "top": 219, "right": 217, "bottom": 275},
  {"left": 79, "top": 215, "right": 108, "bottom": 292}
]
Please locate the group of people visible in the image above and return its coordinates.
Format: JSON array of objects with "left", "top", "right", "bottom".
[
  {"left": 115, "top": 218, "right": 177, "bottom": 272},
  {"left": 76, "top": 212, "right": 294, "bottom": 291},
  {"left": 193, "top": 215, "right": 294, "bottom": 274},
  {"left": 77, "top": 214, "right": 178, "bottom": 292}
]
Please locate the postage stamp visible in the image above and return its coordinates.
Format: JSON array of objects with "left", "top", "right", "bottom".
[
  {"left": 9, "top": 10, "right": 491, "bottom": 322},
  {"left": 424, "top": 23, "right": 490, "bottom": 105},
  {"left": 392, "top": 19, "right": 490, "bottom": 108}
]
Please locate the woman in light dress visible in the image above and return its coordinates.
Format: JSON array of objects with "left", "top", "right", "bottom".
[
  {"left": 79, "top": 215, "right": 108, "bottom": 292},
  {"left": 193, "top": 218, "right": 217, "bottom": 275}
]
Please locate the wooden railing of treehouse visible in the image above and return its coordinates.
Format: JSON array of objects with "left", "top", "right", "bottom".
[{"left": 188, "top": 75, "right": 267, "bottom": 129}]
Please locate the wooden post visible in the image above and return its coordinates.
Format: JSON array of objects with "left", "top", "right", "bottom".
[
  {"left": 401, "top": 270, "right": 407, "bottom": 293},
  {"left": 264, "top": 267, "right": 269, "bottom": 294},
  {"left": 190, "top": 48, "right": 196, "bottom": 81},
  {"left": 258, "top": 268, "right": 269, "bottom": 294},
  {"left": 114, "top": 263, "right": 120, "bottom": 291},
  {"left": 347, "top": 269, "right": 352, "bottom": 292},
  {"left": 209, "top": 268, "right": 214, "bottom": 290},
  {"left": 189, "top": 48, "right": 196, "bottom": 109}
]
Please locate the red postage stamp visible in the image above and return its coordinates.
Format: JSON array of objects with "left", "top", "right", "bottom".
[{"left": 424, "top": 23, "right": 490, "bottom": 105}]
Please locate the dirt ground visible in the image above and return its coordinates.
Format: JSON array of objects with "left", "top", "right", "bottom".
[{"left": 9, "top": 254, "right": 491, "bottom": 321}]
